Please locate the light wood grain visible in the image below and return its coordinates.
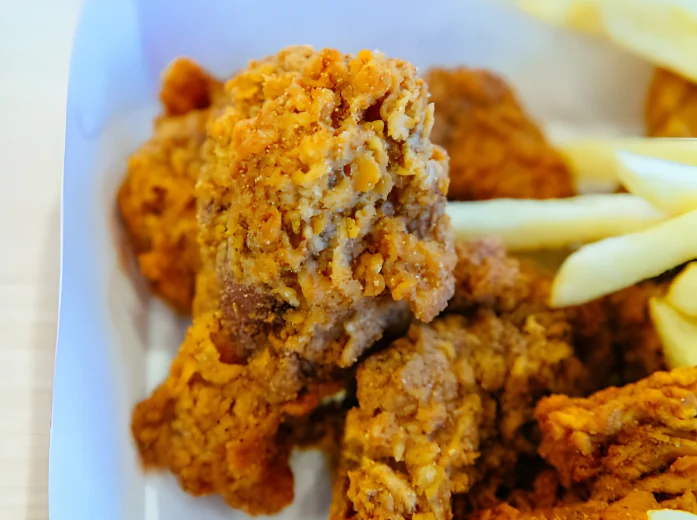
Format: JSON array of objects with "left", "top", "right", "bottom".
[{"left": 0, "top": 2, "right": 82, "bottom": 519}]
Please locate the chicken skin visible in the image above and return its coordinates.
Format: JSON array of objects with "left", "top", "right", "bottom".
[
  {"left": 198, "top": 46, "right": 455, "bottom": 367},
  {"left": 425, "top": 68, "right": 574, "bottom": 201},
  {"left": 118, "top": 58, "right": 222, "bottom": 312}
]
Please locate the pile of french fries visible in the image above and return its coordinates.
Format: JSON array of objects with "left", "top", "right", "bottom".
[{"left": 447, "top": 141, "right": 697, "bottom": 369}]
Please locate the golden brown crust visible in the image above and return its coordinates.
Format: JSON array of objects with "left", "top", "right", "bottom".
[
  {"left": 131, "top": 311, "right": 343, "bottom": 515},
  {"left": 118, "top": 58, "right": 222, "bottom": 312},
  {"left": 199, "top": 46, "right": 455, "bottom": 366},
  {"left": 333, "top": 310, "right": 585, "bottom": 520},
  {"left": 645, "top": 67, "right": 697, "bottom": 137},
  {"left": 331, "top": 240, "right": 588, "bottom": 520},
  {"left": 160, "top": 57, "right": 221, "bottom": 116},
  {"left": 535, "top": 367, "right": 697, "bottom": 502},
  {"left": 425, "top": 68, "right": 574, "bottom": 201},
  {"left": 470, "top": 490, "right": 697, "bottom": 520}
]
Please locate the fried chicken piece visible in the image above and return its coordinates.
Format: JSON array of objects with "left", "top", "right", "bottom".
[
  {"left": 645, "top": 68, "right": 697, "bottom": 137},
  {"left": 134, "top": 47, "right": 457, "bottom": 515},
  {"left": 471, "top": 369, "right": 697, "bottom": 519},
  {"left": 199, "top": 46, "right": 455, "bottom": 366},
  {"left": 118, "top": 58, "right": 222, "bottom": 312},
  {"left": 131, "top": 311, "right": 343, "bottom": 515},
  {"left": 535, "top": 367, "right": 697, "bottom": 503},
  {"left": 331, "top": 284, "right": 586, "bottom": 520},
  {"left": 472, "top": 490, "right": 697, "bottom": 520},
  {"left": 449, "top": 239, "right": 615, "bottom": 392},
  {"left": 425, "top": 68, "right": 574, "bottom": 201}
]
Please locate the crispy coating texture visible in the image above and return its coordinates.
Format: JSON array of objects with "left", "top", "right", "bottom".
[
  {"left": 645, "top": 68, "right": 697, "bottom": 137},
  {"left": 118, "top": 58, "right": 221, "bottom": 312},
  {"left": 425, "top": 68, "right": 574, "bottom": 201},
  {"left": 199, "top": 46, "right": 455, "bottom": 366},
  {"left": 331, "top": 240, "right": 587, "bottom": 520},
  {"left": 472, "top": 490, "right": 697, "bottom": 520},
  {"left": 449, "top": 239, "right": 614, "bottom": 392},
  {"left": 131, "top": 311, "right": 343, "bottom": 515},
  {"left": 535, "top": 367, "right": 697, "bottom": 503}
]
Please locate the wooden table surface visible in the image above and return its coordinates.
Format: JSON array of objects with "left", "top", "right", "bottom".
[{"left": 0, "top": 2, "right": 82, "bottom": 518}]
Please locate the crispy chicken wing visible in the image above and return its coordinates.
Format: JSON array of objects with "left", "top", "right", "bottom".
[
  {"left": 118, "top": 58, "right": 221, "bottom": 312},
  {"left": 645, "top": 68, "right": 697, "bottom": 137},
  {"left": 199, "top": 46, "right": 455, "bottom": 366},
  {"left": 425, "top": 68, "right": 574, "bottom": 201}
]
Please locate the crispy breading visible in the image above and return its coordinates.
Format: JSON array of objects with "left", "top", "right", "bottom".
[
  {"left": 471, "top": 490, "right": 697, "bottom": 520},
  {"left": 332, "top": 310, "right": 585, "bottom": 520},
  {"left": 131, "top": 311, "right": 343, "bottom": 515},
  {"left": 470, "top": 369, "right": 697, "bottom": 519},
  {"left": 133, "top": 47, "right": 458, "bottom": 516},
  {"left": 330, "top": 240, "right": 588, "bottom": 520},
  {"left": 117, "top": 58, "right": 221, "bottom": 312},
  {"left": 645, "top": 67, "right": 697, "bottom": 137},
  {"left": 425, "top": 68, "right": 574, "bottom": 201},
  {"left": 535, "top": 367, "right": 697, "bottom": 502},
  {"left": 199, "top": 46, "right": 455, "bottom": 366},
  {"left": 449, "top": 239, "right": 616, "bottom": 392}
]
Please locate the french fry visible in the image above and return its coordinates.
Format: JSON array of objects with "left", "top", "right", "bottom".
[
  {"left": 617, "top": 152, "right": 697, "bottom": 215},
  {"left": 550, "top": 208, "right": 697, "bottom": 307},
  {"left": 447, "top": 194, "right": 667, "bottom": 252},
  {"left": 514, "top": 0, "right": 697, "bottom": 83},
  {"left": 649, "top": 510, "right": 697, "bottom": 520},
  {"left": 649, "top": 297, "right": 697, "bottom": 369},
  {"left": 560, "top": 138, "right": 697, "bottom": 191},
  {"left": 667, "top": 262, "right": 697, "bottom": 318}
]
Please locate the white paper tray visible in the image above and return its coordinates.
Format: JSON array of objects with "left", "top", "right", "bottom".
[{"left": 49, "top": 1, "right": 653, "bottom": 519}]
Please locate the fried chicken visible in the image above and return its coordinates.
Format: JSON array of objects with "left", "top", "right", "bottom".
[
  {"left": 131, "top": 311, "right": 344, "bottom": 515},
  {"left": 467, "top": 368, "right": 697, "bottom": 519},
  {"left": 198, "top": 46, "right": 455, "bottom": 366},
  {"left": 118, "top": 58, "right": 222, "bottom": 312},
  {"left": 425, "top": 68, "right": 574, "bottom": 201},
  {"left": 472, "top": 489, "right": 697, "bottom": 519},
  {"left": 535, "top": 367, "right": 697, "bottom": 503},
  {"left": 645, "top": 68, "right": 697, "bottom": 137},
  {"left": 330, "top": 239, "right": 588, "bottom": 520},
  {"left": 133, "top": 46, "right": 456, "bottom": 515}
]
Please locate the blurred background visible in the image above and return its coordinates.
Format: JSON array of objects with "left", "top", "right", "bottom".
[{"left": 0, "top": 1, "right": 81, "bottom": 519}]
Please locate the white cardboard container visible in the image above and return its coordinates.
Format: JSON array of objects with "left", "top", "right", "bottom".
[{"left": 50, "top": 1, "right": 653, "bottom": 519}]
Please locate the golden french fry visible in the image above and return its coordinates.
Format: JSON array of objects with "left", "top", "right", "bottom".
[
  {"left": 551, "top": 208, "right": 697, "bottom": 307},
  {"left": 649, "top": 297, "right": 697, "bottom": 370},
  {"left": 447, "top": 194, "right": 667, "bottom": 252},
  {"left": 560, "top": 138, "right": 697, "bottom": 191},
  {"left": 667, "top": 262, "right": 697, "bottom": 318},
  {"left": 617, "top": 152, "right": 697, "bottom": 215},
  {"left": 514, "top": 0, "right": 697, "bottom": 83},
  {"left": 649, "top": 510, "right": 697, "bottom": 520}
]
